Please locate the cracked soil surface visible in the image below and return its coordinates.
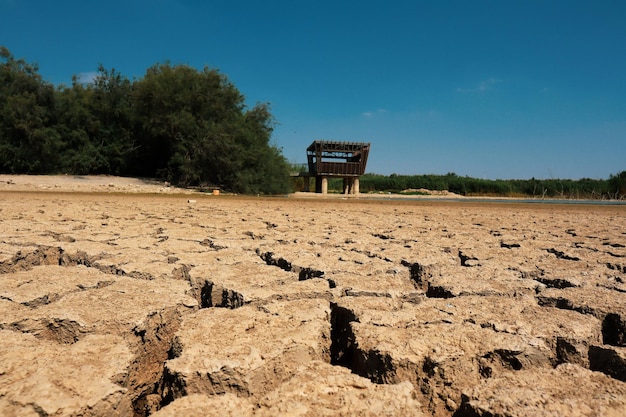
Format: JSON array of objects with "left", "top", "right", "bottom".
[{"left": 1, "top": 175, "right": 625, "bottom": 416}]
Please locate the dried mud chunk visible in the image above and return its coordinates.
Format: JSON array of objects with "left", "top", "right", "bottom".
[
  {"left": 536, "top": 287, "right": 626, "bottom": 346},
  {"left": 400, "top": 260, "right": 439, "bottom": 291},
  {"left": 0, "top": 246, "right": 65, "bottom": 273},
  {"left": 256, "top": 361, "right": 424, "bottom": 417},
  {"left": 332, "top": 295, "right": 602, "bottom": 416},
  {"left": 3, "top": 275, "right": 197, "bottom": 343},
  {"left": 455, "top": 363, "right": 626, "bottom": 417},
  {"left": 161, "top": 300, "right": 331, "bottom": 401},
  {"left": 189, "top": 262, "right": 331, "bottom": 306},
  {"left": 0, "top": 330, "right": 133, "bottom": 417},
  {"left": 155, "top": 363, "right": 425, "bottom": 417},
  {"left": 339, "top": 321, "right": 552, "bottom": 416},
  {"left": 556, "top": 336, "right": 591, "bottom": 367},
  {"left": 0, "top": 265, "right": 118, "bottom": 307},
  {"left": 11, "top": 317, "right": 87, "bottom": 344}
]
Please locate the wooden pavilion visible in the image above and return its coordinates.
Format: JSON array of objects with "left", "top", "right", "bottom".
[{"left": 301, "top": 140, "right": 371, "bottom": 194}]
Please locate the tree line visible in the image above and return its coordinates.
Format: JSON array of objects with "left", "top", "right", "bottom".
[
  {"left": 351, "top": 172, "right": 626, "bottom": 199},
  {"left": 0, "top": 46, "right": 292, "bottom": 194},
  {"left": 291, "top": 168, "right": 626, "bottom": 200},
  {"left": 291, "top": 164, "right": 625, "bottom": 200}
]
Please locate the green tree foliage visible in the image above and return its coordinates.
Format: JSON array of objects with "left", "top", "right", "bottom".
[
  {"left": 608, "top": 171, "right": 626, "bottom": 199},
  {"left": 88, "top": 65, "right": 136, "bottom": 174},
  {"left": 131, "top": 63, "right": 290, "bottom": 193},
  {"left": 354, "top": 173, "right": 618, "bottom": 199},
  {"left": 0, "top": 47, "right": 58, "bottom": 173},
  {"left": 0, "top": 47, "right": 292, "bottom": 194},
  {"left": 54, "top": 66, "right": 135, "bottom": 174}
]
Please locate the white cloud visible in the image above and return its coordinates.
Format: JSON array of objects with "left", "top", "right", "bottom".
[
  {"left": 362, "top": 108, "right": 388, "bottom": 118},
  {"left": 76, "top": 71, "right": 98, "bottom": 84},
  {"left": 456, "top": 78, "right": 501, "bottom": 93}
]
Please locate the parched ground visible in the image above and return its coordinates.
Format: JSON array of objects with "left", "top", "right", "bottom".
[{"left": 0, "top": 176, "right": 625, "bottom": 416}]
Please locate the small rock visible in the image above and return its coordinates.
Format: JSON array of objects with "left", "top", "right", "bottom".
[{"left": 446, "top": 398, "right": 457, "bottom": 411}]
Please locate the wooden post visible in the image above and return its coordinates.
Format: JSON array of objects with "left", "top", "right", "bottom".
[{"left": 303, "top": 175, "right": 310, "bottom": 192}]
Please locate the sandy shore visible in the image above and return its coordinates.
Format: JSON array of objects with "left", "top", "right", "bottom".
[
  {"left": 0, "top": 174, "right": 194, "bottom": 194},
  {"left": 0, "top": 174, "right": 459, "bottom": 198},
  {"left": 0, "top": 176, "right": 625, "bottom": 416}
]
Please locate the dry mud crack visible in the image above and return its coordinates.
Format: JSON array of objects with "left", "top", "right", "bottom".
[{"left": 1, "top": 188, "right": 625, "bottom": 416}]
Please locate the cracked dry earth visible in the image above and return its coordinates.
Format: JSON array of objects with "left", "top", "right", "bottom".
[{"left": 1, "top": 191, "right": 625, "bottom": 417}]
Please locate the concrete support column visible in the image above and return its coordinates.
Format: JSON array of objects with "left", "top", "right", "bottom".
[
  {"left": 353, "top": 177, "right": 360, "bottom": 195},
  {"left": 343, "top": 178, "right": 350, "bottom": 194},
  {"left": 321, "top": 177, "right": 328, "bottom": 194}
]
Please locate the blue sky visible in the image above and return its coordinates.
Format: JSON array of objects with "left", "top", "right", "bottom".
[{"left": 2, "top": 0, "right": 625, "bottom": 179}]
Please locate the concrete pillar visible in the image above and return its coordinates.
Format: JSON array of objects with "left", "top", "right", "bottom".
[
  {"left": 353, "top": 177, "right": 360, "bottom": 195},
  {"left": 321, "top": 177, "right": 328, "bottom": 194},
  {"left": 343, "top": 178, "right": 350, "bottom": 194}
]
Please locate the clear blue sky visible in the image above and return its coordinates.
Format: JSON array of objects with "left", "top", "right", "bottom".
[{"left": 2, "top": 0, "right": 625, "bottom": 179}]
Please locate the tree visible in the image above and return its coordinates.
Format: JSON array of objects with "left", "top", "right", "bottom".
[
  {"left": 88, "top": 65, "right": 136, "bottom": 174},
  {"left": 608, "top": 171, "right": 626, "bottom": 199},
  {"left": 0, "top": 46, "right": 58, "bottom": 173},
  {"left": 53, "top": 79, "right": 99, "bottom": 173},
  {"left": 132, "top": 63, "right": 291, "bottom": 193},
  {"left": 0, "top": 48, "right": 292, "bottom": 193},
  {"left": 53, "top": 65, "right": 136, "bottom": 175}
]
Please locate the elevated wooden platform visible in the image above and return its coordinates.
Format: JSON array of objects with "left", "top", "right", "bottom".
[{"left": 303, "top": 141, "right": 370, "bottom": 194}]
